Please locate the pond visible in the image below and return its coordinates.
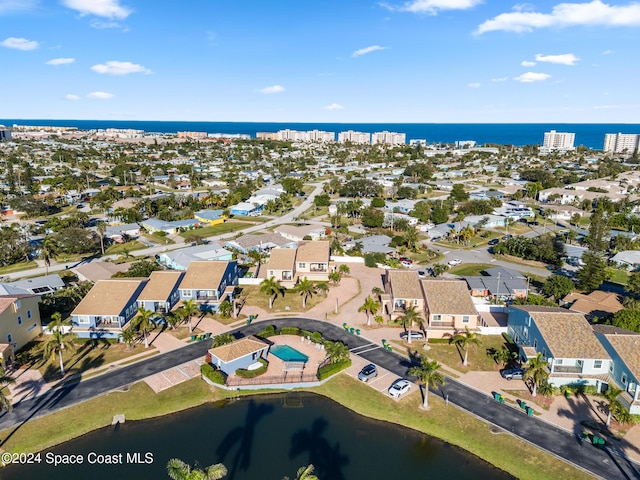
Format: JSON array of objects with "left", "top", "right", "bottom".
[{"left": 2, "top": 393, "right": 513, "bottom": 480}]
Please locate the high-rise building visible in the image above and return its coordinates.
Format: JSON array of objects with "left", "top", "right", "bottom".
[
  {"left": 541, "top": 130, "right": 575, "bottom": 153},
  {"left": 0, "top": 127, "right": 11, "bottom": 141},
  {"left": 371, "top": 131, "right": 406, "bottom": 145},
  {"left": 338, "top": 130, "right": 371, "bottom": 144},
  {"left": 603, "top": 133, "right": 640, "bottom": 154}
]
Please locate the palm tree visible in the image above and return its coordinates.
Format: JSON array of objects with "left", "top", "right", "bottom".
[
  {"left": 283, "top": 464, "right": 319, "bottom": 480},
  {"left": 131, "top": 306, "right": 155, "bottom": 348},
  {"left": 315, "top": 281, "right": 329, "bottom": 297},
  {"left": 40, "top": 237, "right": 57, "bottom": 276},
  {"left": 217, "top": 300, "right": 233, "bottom": 319},
  {"left": 371, "top": 286, "right": 384, "bottom": 298},
  {"left": 358, "top": 295, "right": 379, "bottom": 326},
  {"left": 399, "top": 305, "right": 421, "bottom": 345},
  {"left": 166, "top": 458, "right": 227, "bottom": 480},
  {"left": 296, "top": 277, "right": 316, "bottom": 309},
  {"left": 408, "top": 356, "right": 445, "bottom": 409},
  {"left": 324, "top": 340, "right": 350, "bottom": 364},
  {"left": 523, "top": 353, "right": 549, "bottom": 397},
  {"left": 260, "top": 276, "right": 285, "bottom": 309},
  {"left": 0, "top": 368, "right": 16, "bottom": 412},
  {"left": 603, "top": 385, "right": 624, "bottom": 427},
  {"left": 97, "top": 222, "right": 107, "bottom": 255},
  {"left": 181, "top": 298, "right": 201, "bottom": 333},
  {"left": 328, "top": 271, "right": 342, "bottom": 286},
  {"left": 119, "top": 328, "right": 137, "bottom": 350},
  {"left": 338, "top": 264, "right": 350, "bottom": 276},
  {"left": 43, "top": 328, "right": 78, "bottom": 377},
  {"left": 450, "top": 327, "right": 480, "bottom": 367}
]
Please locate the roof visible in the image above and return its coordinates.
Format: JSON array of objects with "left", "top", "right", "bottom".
[
  {"left": 72, "top": 279, "right": 146, "bottom": 316},
  {"left": 8, "top": 274, "right": 65, "bottom": 294},
  {"left": 527, "top": 310, "right": 610, "bottom": 360},
  {"left": 0, "top": 294, "right": 39, "bottom": 315},
  {"left": 296, "top": 241, "right": 330, "bottom": 263},
  {"left": 230, "top": 232, "right": 293, "bottom": 249},
  {"left": 160, "top": 243, "right": 231, "bottom": 269},
  {"left": 564, "top": 291, "right": 624, "bottom": 317},
  {"left": 599, "top": 333, "right": 640, "bottom": 380},
  {"left": 266, "top": 248, "right": 297, "bottom": 271},
  {"left": 209, "top": 336, "right": 267, "bottom": 363},
  {"left": 421, "top": 279, "right": 478, "bottom": 315},
  {"left": 356, "top": 235, "right": 394, "bottom": 254},
  {"left": 387, "top": 270, "right": 422, "bottom": 299},
  {"left": 137, "top": 271, "right": 183, "bottom": 301},
  {"left": 73, "top": 261, "right": 132, "bottom": 282},
  {"left": 611, "top": 250, "right": 640, "bottom": 265},
  {"left": 194, "top": 209, "right": 224, "bottom": 220},
  {"left": 179, "top": 261, "right": 232, "bottom": 289},
  {"left": 511, "top": 305, "right": 567, "bottom": 314},
  {"left": 276, "top": 224, "right": 326, "bottom": 238}
]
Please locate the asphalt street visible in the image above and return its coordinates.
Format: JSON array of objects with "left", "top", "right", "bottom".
[{"left": 0, "top": 317, "right": 637, "bottom": 479}]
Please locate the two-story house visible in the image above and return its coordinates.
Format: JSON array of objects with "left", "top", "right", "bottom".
[
  {"left": 507, "top": 306, "right": 611, "bottom": 390},
  {"left": 136, "top": 271, "right": 184, "bottom": 314},
  {"left": 0, "top": 294, "right": 42, "bottom": 367},
  {"left": 265, "top": 248, "right": 297, "bottom": 288},
  {"left": 295, "top": 241, "right": 330, "bottom": 282},
  {"left": 71, "top": 279, "right": 148, "bottom": 339},
  {"left": 421, "top": 279, "right": 480, "bottom": 338},
  {"left": 383, "top": 270, "right": 424, "bottom": 322},
  {"left": 178, "top": 260, "right": 239, "bottom": 311}
]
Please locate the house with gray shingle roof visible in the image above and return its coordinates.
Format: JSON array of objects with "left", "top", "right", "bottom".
[
  {"left": 225, "top": 233, "right": 296, "bottom": 254},
  {"left": 508, "top": 306, "right": 611, "bottom": 390},
  {"left": 463, "top": 267, "right": 528, "bottom": 300}
]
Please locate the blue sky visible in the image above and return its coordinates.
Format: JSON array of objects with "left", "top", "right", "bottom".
[{"left": 1, "top": 0, "right": 639, "bottom": 122}]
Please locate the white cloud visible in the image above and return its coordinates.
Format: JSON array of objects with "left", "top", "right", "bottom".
[
  {"left": 352, "top": 45, "right": 386, "bottom": 57},
  {"left": 477, "top": 1, "right": 640, "bottom": 34},
  {"left": 521, "top": 60, "right": 537, "bottom": 66},
  {"left": 91, "top": 61, "right": 151, "bottom": 75},
  {"left": 467, "top": 82, "right": 481, "bottom": 88},
  {"left": 324, "top": 103, "right": 344, "bottom": 110},
  {"left": 491, "top": 77, "right": 509, "bottom": 82},
  {"left": 257, "top": 85, "right": 285, "bottom": 94},
  {"left": 63, "top": 0, "right": 131, "bottom": 19},
  {"left": 1, "top": 37, "right": 38, "bottom": 50},
  {"left": 397, "top": 0, "right": 483, "bottom": 15},
  {"left": 90, "top": 19, "right": 125, "bottom": 29},
  {"left": 87, "top": 91, "right": 114, "bottom": 99},
  {"left": 65, "top": 94, "right": 80, "bottom": 101},
  {"left": 602, "top": 49, "right": 614, "bottom": 54},
  {"left": 514, "top": 72, "right": 551, "bottom": 82},
  {"left": 0, "top": 0, "right": 37, "bottom": 14},
  {"left": 46, "top": 57, "right": 75, "bottom": 66},
  {"left": 535, "top": 53, "right": 580, "bottom": 65}
]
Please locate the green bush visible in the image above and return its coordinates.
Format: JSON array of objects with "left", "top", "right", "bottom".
[
  {"left": 279, "top": 327, "right": 301, "bottom": 336},
  {"left": 200, "top": 363, "right": 226, "bottom": 385},
  {"left": 428, "top": 338, "right": 451, "bottom": 344},
  {"left": 317, "top": 359, "right": 352, "bottom": 380},
  {"left": 235, "top": 358, "right": 268, "bottom": 378},
  {"left": 255, "top": 325, "right": 276, "bottom": 338}
]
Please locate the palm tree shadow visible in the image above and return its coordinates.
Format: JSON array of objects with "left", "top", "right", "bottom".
[
  {"left": 289, "top": 417, "right": 349, "bottom": 480},
  {"left": 215, "top": 399, "right": 274, "bottom": 479}
]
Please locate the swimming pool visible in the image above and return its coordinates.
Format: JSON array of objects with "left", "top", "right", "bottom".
[{"left": 270, "top": 344, "right": 309, "bottom": 363}]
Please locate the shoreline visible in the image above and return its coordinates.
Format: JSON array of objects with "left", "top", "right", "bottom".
[{"left": 0, "top": 375, "right": 592, "bottom": 480}]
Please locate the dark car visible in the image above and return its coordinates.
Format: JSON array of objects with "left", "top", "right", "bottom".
[
  {"left": 488, "top": 238, "right": 500, "bottom": 246},
  {"left": 500, "top": 368, "right": 525, "bottom": 380},
  {"left": 357, "top": 364, "right": 378, "bottom": 382},
  {"left": 502, "top": 234, "right": 513, "bottom": 240},
  {"left": 400, "top": 331, "right": 425, "bottom": 341}
]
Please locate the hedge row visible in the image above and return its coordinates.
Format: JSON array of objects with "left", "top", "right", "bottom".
[
  {"left": 317, "top": 359, "right": 352, "bottom": 381},
  {"left": 235, "top": 358, "right": 269, "bottom": 378},
  {"left": 255, "top": 325, "right": 324, "bottom": 343},
  {"left": 200, "top": 363, "right": 226, "bottom": 385}
]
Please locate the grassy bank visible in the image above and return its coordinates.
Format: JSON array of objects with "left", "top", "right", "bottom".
[{"left": 0, "top": 376, "right": 591, "bottom": 480}]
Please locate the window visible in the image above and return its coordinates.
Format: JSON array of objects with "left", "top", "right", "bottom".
[
  {"left": 182, "top": 290, "right": 192, "bottom": 298},
  {"left": 622, "top": 373, "right": 628, "bottom": 386},
  {"left": 533, "top": 339, "right": 538, "bottom": 349},
  {"left": 17, "top": 316, "right": 22, "bottom": 326},
  {"left": 610, "top": 362, "right": 615, "bottom": 373},
  {"left": 7, "top": 334, "right": 12, "bottom": 343},
  {"left": 594, "top": 360, "right": 603, "bottom": 369},
  {"left": 298, "top": 262, "right": 306, "bottom": 269},
  {"left": 555, "top": 358, "right": 563, "bottom": 365},
  {"left": 462, "top": 315, "right": 470, "bottom": 324},
  {"left": 27, "top": 310, "right": 32, "bottom": 319},
  {"left": 413, "top": 299, "right": 419, "bottom": 306},
  {"left": 527, "top": 316, "right": 531, "bottom": 327},
  {"left": 433, "top": 314, "right": 441, "bottom": 321},
  {"left": 542, "top": 348, "right": 546, "bottom": 359},
  {"left": 78, "top": 315, "right": 90, "bottom": 325}
]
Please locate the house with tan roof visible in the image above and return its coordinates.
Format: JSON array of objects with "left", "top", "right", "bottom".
[
  {"left": 563, "top": 290, "right": 624, "bottom": 320},
  {"left": 265, "top": 248, "right": 297, "bottom": 287},
  {"left": 421, "top": 279, "right": 480, "bottom": 338},
  {"left": 594, "top": 325, "right": 640, "bottom": 414},
  {"left": 275, "top": 224, "right": 326, "bottom": 242},
  {"left": 136, "top": 271, "right": 184, "bottom": 314},
  {"left": 207, "top": 336, "right": 269, "bottom": 375},
  {"left": 71, "top": 279, "right": 148, "bottom": 338},
  {"left": 383, "top": 270, "right": 424, "bottom": 321},
  {"left": 178, "top": 260, "right": 239, "bottom": 312},
  {"left": 0, "top": 294, "right": 42, "bottom": 367},
  {"left": 295, "top": 241, "right": 330, "bottom": 281},
  {"left": 508, "top": 306, "right": 611, "bottom": 390}
]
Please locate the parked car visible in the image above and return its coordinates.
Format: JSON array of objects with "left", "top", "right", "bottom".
[
  {"left": 388, "top": 379, "right": 411, "bottom": 398},
  {"left": 448, "top": 258, "right": 462, "bottom": 266},
  {"left": 401, "top": 261, "right": 413, "bottom": 268},
  {"left": 76, "top": 204, "right": 85, "bottom": 209},
  {"left": 357, "top": 364, "right": 378, "bottom": 382},
  {"left": 399, "top": 257, "right": 413, "bottom": 264},
  {"left": 500, "top": 368, "right": 525, "bottom": 380},
  {"left": 417, "top": 269, "right": 428, "bottom": 278},
  {"left": 400, "top": 331, "right": 425, "bottom": 341},
  {"left": 488, "top": 238, "right": 500, "bottom": 246},
  {"left": 502, "top": 234, "right": 513, "bottom": 240}
]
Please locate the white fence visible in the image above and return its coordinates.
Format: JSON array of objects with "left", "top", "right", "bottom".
[
  {"left": 330, "top": 255, "right": 365, "bottom": 264},
  {"left": 239, "top": 278, "right": 263, "bottom": 286}
]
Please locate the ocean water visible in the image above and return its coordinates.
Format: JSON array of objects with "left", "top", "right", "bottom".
[{"left": 2, "top": 119, "right": 640, "bottom": 149}]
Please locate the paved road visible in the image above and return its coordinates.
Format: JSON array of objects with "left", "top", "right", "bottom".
[{"left": 1, "top": 318, "right": 637, "bottom": 479}]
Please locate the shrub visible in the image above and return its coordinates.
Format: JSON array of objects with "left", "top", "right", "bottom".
[
  {"left": 236, "top": 358, "right": 268, "bottom": 378},
  {"left": 428, "top": 338, "right": 451, "bottom": 344},
  {"left": 200, "top": 363, "right": 226, "bottom": 385},
  {"left": 279, "top": 326, "right": 301, "bottom": 336},
  {"left": 255, "top": 324, "right": 276, "bottom": 338},
  {"left": 317, "top": 359, "right": 352, "bottom": 380}
]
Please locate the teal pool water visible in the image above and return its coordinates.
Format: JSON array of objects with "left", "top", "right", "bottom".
[{"left": 270, "top": 344, "right": 309, "bottom": 362}]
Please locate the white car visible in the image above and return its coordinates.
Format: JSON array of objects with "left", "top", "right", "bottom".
[
  {"left": 448, "top": 258, "right": 462, "bottom": 266},
  {"left": 388, "top": 379, "right": 411, "bottom": 398}
]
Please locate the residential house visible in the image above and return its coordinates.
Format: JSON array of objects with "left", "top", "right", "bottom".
[
  {"left": 225, "top": 233, "right": 296, "bottom": 254},
  {"left": 230, "top": 201, "right": 261, "bottom": 216},
  {"left": 264, "top": 248, "right": 297, "bottom": 287},
  {"left": 141, "top": 218, "right": 201, "bottom": 235},
  {"left": 207, "top": 336, "right": 269, "bottom": 376},
  {"left": 295, "top": 241, "right": 330, "bottom": 281},
  {"left": 383, "top": 270, "right": 424, "bottom": 321},
  {"left": 73, "top": 261, "right": 132, "bottom": 282},
  {"left": 421, "top": 279, "right": 481, "bottom": 338},
  {"left": 178, "top": 260, "right": 239, "bottom": 311},
  {"left": 275, "top": 224, "right": 327, "bottom": 242},
  {"left": 157, "top": 243, "right": 233, "bottom": 270},
  {"left": 563, "top": 290, "right": 624, "bottom": 320},
  {"left": 611, "top": 251, "right": 640, "bottom": 271},
  {"left": 345, "top": 234, "right": 394, "bottom": 254},
  {"left": 105, "top": 223, "right": 141, "bottom": 243},
  {"left": 594, "top": 325, "right": 640, "bottom": 414},
  {"left": 136, "top": 271, "right": 184, "bottom": 314},
  {"left": 507, "top": 306, "right": 611, "bottom": 390},
  {"left": 463, "top": 267, "right": 528, "bottom": 300},
  {"left": 2, "top": 274, "right": 65, "bottom": 295},
  {"left": 0, "top": 295, "right": 42, "bottom": 366},
  {"left": 194, "top": 209, "right": 226, "bottom": 226},
  {"left": 71, "top": 279, "right": 148, "bottom": 339}
]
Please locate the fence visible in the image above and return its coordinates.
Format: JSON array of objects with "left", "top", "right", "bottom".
[
  {"left": 226, "top": 373, "right": 318, "bottom": 387},
  {"left": 330, "top": 255, "right": 365, "bottom": 264}
]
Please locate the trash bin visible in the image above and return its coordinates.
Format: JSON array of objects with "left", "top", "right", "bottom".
[
  {"left": 520, "top": 401, "right": 527, "bottom": 410},
  {"left": 349, "top": 327, "right": 355, "bottom": 334},
  {"left": 499, "top": 395, "right": 505, "bottom": 404},
  {"left": 526, "top": 407, "right": 534, "bottom": 416},
  {"left": 387, "top": 345, "right": 393, "bottom": 352},
  {"left": 355, "top": 329, "right": 360, "bottom": 335}
]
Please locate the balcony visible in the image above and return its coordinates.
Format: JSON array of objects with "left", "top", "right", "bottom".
[
  {"left": 197, "top": 293, "right": 219, "bottom": 301},
  {"left": 552, "top": 365, "right": 583, "bottom": 374},
  {"left": 95, "top": 318, "right": 122, "bottom": 329}
]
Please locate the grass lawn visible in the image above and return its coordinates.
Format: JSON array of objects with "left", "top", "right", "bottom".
[
  {"left": 424, "top": 335, "right": 510, "bottom": 373},
  {"left": 204, "top": 312, "right": 248, "bottom": 326},
  {"left": 180, "top": 221, "right": 249, "bottom": 240},
  {"left": 230, "top": 215, "right": 270, "bottom": 223},
  {"left": 607, "top": 268, "right": 630, "bottom": 286},
  {"left": 239, "top": 285, "right": 328, "bottom": 313},
  {"left": 164, "top": 325, "right": 204, "bottom": 340},
  {"left": 448, "top": 263, "right": 495, "bottom": 276},
  {"left": 143, "top": 232, "right": 174, "bottom": 245},
  {"left": 0, "top": 260, "right": 38, "bottom": 275},
  {"left": 105, "top": 241, "right": 146, "bottom": 255}
]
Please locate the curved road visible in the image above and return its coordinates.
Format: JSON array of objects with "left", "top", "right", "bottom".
[{"left": 1, "top": 318, "right": 638, "bottom": 479}]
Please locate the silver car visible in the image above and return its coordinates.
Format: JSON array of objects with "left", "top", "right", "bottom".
[{"left": 358, "top": 364, "right": 378, "bottom": 382}]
